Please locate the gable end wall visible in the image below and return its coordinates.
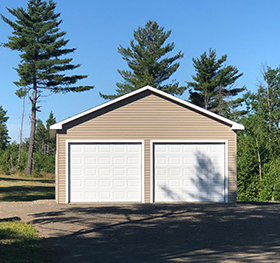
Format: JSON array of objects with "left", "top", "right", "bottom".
[{"left": 56, "top": 91, "right": 237, "bottom": 203}]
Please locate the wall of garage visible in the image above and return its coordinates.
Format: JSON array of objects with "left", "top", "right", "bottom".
[{"left": 56, "top": 90, "right": 237, "bottom": 203}]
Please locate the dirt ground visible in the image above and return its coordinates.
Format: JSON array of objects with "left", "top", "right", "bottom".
[{"left": 1, "top": 201, "right": 280, "bottom": 262}]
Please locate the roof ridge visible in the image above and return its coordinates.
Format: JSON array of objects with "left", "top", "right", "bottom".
[{"left": 50, "top": 85, "right": 244, "bottom": 132}]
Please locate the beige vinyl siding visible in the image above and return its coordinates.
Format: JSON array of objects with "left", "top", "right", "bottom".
[{"left": 56, "top": 91, "right": 237, "bottom": 203}]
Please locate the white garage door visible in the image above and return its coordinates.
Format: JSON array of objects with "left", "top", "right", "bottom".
[
  {"left": 69, "top": 143, "right": 142, "bottom": 202},
  {"left": 154, "top": 143, "right": 225, "bottom": 202}
]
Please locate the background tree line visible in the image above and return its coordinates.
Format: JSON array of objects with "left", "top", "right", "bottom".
[
  {"left": 0, "top": 110, "right": 56, "bottom": 175},
  {"left": 0, "top": 0, "right": 279, "bottom": 201}
]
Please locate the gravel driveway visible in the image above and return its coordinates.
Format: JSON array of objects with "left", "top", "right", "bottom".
[{"left": 1, "top": 201, "right": 280, "bottom": 262}]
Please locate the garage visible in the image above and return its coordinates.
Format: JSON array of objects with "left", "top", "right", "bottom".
[
  {"left": 68, "top": 142, "right": 143, "bottom": 203},
  {"left": 152, "top": 141, "right": 226, "bottom": 202},
  {"left": 50, "top": 85, "right": 244, "bottom": 204}
]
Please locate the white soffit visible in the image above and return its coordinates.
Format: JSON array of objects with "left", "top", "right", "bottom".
[{"left": 50, "top": 85, "right": 245, "bottom": 131}]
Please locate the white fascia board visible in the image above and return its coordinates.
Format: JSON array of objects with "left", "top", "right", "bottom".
[
  {"left": 231, "top": 123, "right": 245, "bottom": 130},
  {"left": 50, "top": 85, "right": 244, "bottom": 131},
  {"left": 149, "top": 87, "right": 245, "bottom": 131},
  {"left": 50, "top": 86, "right": 152, "bottom": 130}
]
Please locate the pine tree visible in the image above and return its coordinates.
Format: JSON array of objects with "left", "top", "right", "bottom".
[
  {"left": 187, "top": 49, "right": 245, "bottom": 116},
  {"left": 1, "top": 0, "right": 94, "bottom": 175},
  {"left": 15, "top": 88, "right": 27, "bottom": 163},
  {"left": 45, "top": 111, "right": 56, "bottom": 154},
  {"left": 0, "top": 106, "right": 10, "bottom": 150},
  {"left": 100, "top": 20, "right": 185, "bottom": 99},
  {"left": 35, "top": 119, "right": 47, "bottom": 153}
]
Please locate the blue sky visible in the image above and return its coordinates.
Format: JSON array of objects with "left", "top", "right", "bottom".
[{"left": 1, "top": 0, "right": 280, "bottom": 142}]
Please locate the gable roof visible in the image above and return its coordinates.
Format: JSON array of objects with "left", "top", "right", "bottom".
[{"left": 50, "top": 85, "right": 244, "bottom": 136}]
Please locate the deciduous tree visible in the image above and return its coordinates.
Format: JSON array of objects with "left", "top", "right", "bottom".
[{"left": 237, "top": 66, "right": 280, "bottom": 201}]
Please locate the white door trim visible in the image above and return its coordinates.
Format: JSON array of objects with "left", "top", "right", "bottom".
[
  {"left": 150, "top": 140, "right": 228, "bottom": 203},
  {"left": 66, "top": 140, "right": 145, "bottom": 203}
]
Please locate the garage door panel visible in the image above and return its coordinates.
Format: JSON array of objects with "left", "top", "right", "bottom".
[
  {"left": 169, "top": 145, "right": 181, "bottom": 152},
  {"left": 154, "top": 143, "right": 225, "bottom": 202},
  {"left": 113, "top": 180, "right": 125, "bottom": 187},
  {"left": 84, "top": 145, "right": 97, "bottom": 153},
  {"left": 99, "top": 169, "right": 110, "bottom": 176},
  {"left": 85, "top": 179, "right": 97, "bottom": 187},
  {"left": 128, "top": 145, "right": 140, "bottom": 152},
  {"left": 99, "top": 192, "right": 110, "bottom": 200},
  {"left": 99, "top": 157, "right": 111, "bottom": 165},
  {"left": 128, "top": 192, "right": 140, "bottom": 199},
  {"left": 114, "top": 192, "right": 125, "bottom": 199},
  {"left": 114, "top": 145, "right": 125, "bottom": 152},
  {"left": 183, "top": 157, "right": 195, "bottom": 165},
  {"left": 85, "top": 169, "right": 96, "bottom": 176},
  {"left": 71, "top": 179, "right": 82, "bottom": 187},
  {"left": 69, "top": 143, "right": 142, "bottom": 202},
  {"left": 85, "top": 192, "right": 96, "bottom": 199},
  {"left": 128, "top": 168, "right": 140, "bottom": 175},
  {"left": 169, "top": 157, "right": 181, "bottom": 165},
  {"left": 71, "top": 145, "right": 82, "bottom": 153},
  {"left": 113, "top": 157, "right": 125, "bottom": 165}
]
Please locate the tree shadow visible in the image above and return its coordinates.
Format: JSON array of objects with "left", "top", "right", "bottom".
[
  {"left": 0, "top": 186, "right": 55, "bottom": 201},
  {"left": 156, "top": 149, "right": 225, "bottom": 202},
  {"left": 189, "top": 151, "right": 224, "bottom": 201},
  {"left": 30, "top": 203, "right": 280, "bottom": 262},
  {"left": 0, "top": 176, "right": 54, "bottom": 184}
]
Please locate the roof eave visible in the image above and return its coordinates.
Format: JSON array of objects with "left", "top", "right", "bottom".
[
  {"left": 231, "top": 123, "right": 245, "bottom": 130},
  {"left": 49, "top": 85, "right": 245, "bottom": 133}
]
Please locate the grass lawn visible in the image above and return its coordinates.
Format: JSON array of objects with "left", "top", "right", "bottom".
[
  {"left": 0, "top": 174, "right": 55, "bottom": 262},
  {"left": 0, "top": 174, "right": 55, "bottom": 202},
  {"left": 0, "top": 220, "right": 49, "bottom": 263}
]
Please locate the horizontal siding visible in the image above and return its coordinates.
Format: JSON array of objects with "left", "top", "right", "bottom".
[{"left": 56, "top": 91, "right": 237, "bottom": 203}]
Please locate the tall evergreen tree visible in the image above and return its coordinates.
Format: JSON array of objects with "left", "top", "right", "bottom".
[
  {"left": 45, "top": 111, "right": 56, "bottom": 154},
  {"left": 187, "top": 49, "right": 245, "bottom": 117},
  {"left": 0, "top": 106, "right": 10, "bottom": 150},
  {"left": 35, "top": 111, "right": 56, "bottom": 155},
  {"left": 35, "top": 119, "right": 46, "bottom": 153},
  {"left": 100, "top": 20, "right": 185, "bottom": 99},
  {"left": 1, "top": 0, "right": 94, "bottom": 175}
]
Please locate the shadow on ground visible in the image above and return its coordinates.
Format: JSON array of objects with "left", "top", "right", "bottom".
[
  {"left": 0, "top": 186, "right": 55, "bottom": 201},
  {"left": 31, "top": 203, "right": 280, "bottom": 262},
  {"left": 0, "top": 177, "right": 54, "bottom": 184}
]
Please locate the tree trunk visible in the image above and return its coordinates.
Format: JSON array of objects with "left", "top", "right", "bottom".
[
  {"left": 255, "top": 137, "right": 262, "bottom": 181},
  {"left": 218, "top": 86, "right": 223, "bottom": 115},
  {"left": 10, "top": 154, "right": 14, "bottom": 173},
  {"left": 266, "top": 84, "right": 272, "bottom": 132},
  {"left": 205, "top": 85, "right": 208, "bottom": 110},
  {"left": 18, "top": 92, "right": 26, "bottom": 163},
  {"left": 25, "top": 87, "right": 37, "bottom": 175}
]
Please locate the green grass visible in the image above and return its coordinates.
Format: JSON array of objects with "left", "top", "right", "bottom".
[
  {"left": 0, "top": 221, "right": 49, "bottom": 263},
  {"left": 0, "top": 174, "right": 55, "bottom": 202}
]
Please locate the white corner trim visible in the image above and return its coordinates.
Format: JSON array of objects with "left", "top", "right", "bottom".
[
  {"left": 224, "top": 141, "right": 229, "bottom": 203},
  {"left": 50, "top": 85, "right": 244, "bottom": 132},
  {"left": 150, "top": 140, "right": 154, "bottom": 204},
  {"left": 65, "top": 140, "right": 145, "bottom": 204},
  {"left": 65, "top": 141, "right": 69, "bottom": 204},
  {"left": 150, "top": 140, "right": 229, "bottom": 203}
]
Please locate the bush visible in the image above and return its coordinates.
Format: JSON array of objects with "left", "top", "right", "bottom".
[
  {"left": 33, "top": 151, "right": 55, "bottom": 174},
  {"left": 0, "top": 141, "right": 55, "bottom": 176}
]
